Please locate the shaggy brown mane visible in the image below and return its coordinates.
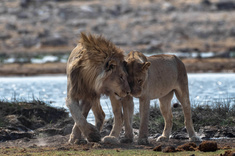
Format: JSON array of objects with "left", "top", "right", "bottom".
[{"left": 67, "top": 33, "right": 125, "bottom": 100}]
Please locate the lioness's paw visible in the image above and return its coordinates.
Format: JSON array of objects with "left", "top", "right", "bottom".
[
  {"left": 86, "top": 123, "right": 101, "bottom": 142},
  {"left": 120, "top": 138, "right": 133, "bottom": 144},
  {"left": 156, "top": 135, "right": 169, "bottom": 142},
  {"left": 102, "top": 136, "right": 119, "bottom": 144},
  {"left": 138, "top": 138, "right": 149, "bottom": 145},
  {"left": 189, "top": 136, "right": 202, "bottom": 142}
]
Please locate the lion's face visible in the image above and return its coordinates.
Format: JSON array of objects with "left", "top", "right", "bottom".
[
  {"left": 125, "top": 59, "right": 151, "bottom": 98},
  {"left": 98, "top": 59, "right": 130, "bottom": 99}
]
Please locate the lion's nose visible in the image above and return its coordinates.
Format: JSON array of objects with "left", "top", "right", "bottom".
[{"left": 127, "top": 91, "right": 130, "bottom": 95}]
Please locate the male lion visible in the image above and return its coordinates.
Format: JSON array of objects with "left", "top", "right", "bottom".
[
  {"left": 123, "top": 51, "right": 201, "bottom": 145},
  {"left": 66, "top": 33, "right": 130, "bottom": 143}
]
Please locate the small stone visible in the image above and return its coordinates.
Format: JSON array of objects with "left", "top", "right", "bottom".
[
  {"left": 176, "top": 142, "right": 197, "bottom": 151},
  {"left": 162, "top": 146, "right": 176, "bottom": 153},
  {"left": 198, "top": 141, "right": 218, "bottom": 152},
  {"left": 153, "top": 145, "right": 162, "bottom": 151}
]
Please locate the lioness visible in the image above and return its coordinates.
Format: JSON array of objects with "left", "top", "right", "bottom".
[
  {"left": 66, "top": 33, "right": 130, "bottom": 143},
  {"left": 124, "top": 51, "right": 201, "bottom": 145}
]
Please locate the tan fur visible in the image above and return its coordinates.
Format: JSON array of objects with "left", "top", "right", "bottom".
[
  {"left": 66, "top": 33, "right": 130, "bottom": 143},
  {"left": 123, "top": 51, "right": 201, "bottom": 145}
]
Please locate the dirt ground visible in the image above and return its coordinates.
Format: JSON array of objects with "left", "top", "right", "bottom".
[
  {"left": 1, "top": 134, "right": 235, "bottom": 148},
  {"left": 0, "top": 101, "right": 234, "bottom": 154},
  {"left": 0, "top": 134, "right": 234, "bottom": 155}
]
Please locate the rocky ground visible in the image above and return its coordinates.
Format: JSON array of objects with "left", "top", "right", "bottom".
[
  {"left": 1, "top": 0, "right": 235, "bottom": 75},
  {"left": 0, "top": 101, "right": 234, "bottom": 154},
  {"left": 0, "top": 0, "right": 235, "bottom": 154},
  {"left": 0, "top": 0, "right": 235, "bottom": 56}
]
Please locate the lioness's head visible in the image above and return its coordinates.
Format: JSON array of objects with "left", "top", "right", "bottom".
[{"left": 125, "top": 51, "right": 151, "bottom": 97}]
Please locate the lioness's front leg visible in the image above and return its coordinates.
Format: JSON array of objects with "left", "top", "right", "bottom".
[
  {"left": 138, "top": 97, "right": 150, "bottom": 145},
  {"left": 121, "top": 95, "right": 134, "bottom": 143},
  {"left": 102, "top": 94, "right": 123, "bottom": 144},
  {"left": 157, "top": 91, "right": 174, "bottom": 142},
  {"left": 66, "top": 98, "right": 101, "bottom": 143}
]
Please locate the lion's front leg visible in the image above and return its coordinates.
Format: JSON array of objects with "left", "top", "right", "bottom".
[
  {"left": 120, "top": 95, "right": 134, "bottom": 143},
  {"left": 138, "top": 97, "right": 150, "bottom": 145},
  {"left": 91, "top": 99, "right": 105, "bottom": 131},
  {"left": 66, "top": 99, "right": 101, "bottom": 143},
  {"left": 69, "top": 123, "right": 87, "bottom": 144},
  {"left": 102, "top": 94, "right": 123, "bottom": 144}
]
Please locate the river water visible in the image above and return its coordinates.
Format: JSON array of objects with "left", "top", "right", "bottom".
[{"left": 0, "top": 73, "right": 235, "bottom": 122}]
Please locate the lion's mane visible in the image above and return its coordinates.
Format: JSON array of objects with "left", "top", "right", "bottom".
[{"left": 67, "top": 33, "right": 124, "bottom": 100}]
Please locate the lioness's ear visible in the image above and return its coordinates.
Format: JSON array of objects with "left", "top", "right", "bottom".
[
  {"left": 106, "top": 60, "right": 116, "bottom": 71},
  {"left": 141, "top": 62, "right": 151, "bottom": 71}
]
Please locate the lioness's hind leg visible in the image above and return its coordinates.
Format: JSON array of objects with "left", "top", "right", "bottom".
[
  {"left": 175, "top": 86, "right": 201, "bottom": 141},
  {"left": 157, "top": 91, "right": 174, "bottom": 142}
]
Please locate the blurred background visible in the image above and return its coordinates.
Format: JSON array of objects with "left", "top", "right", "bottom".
[
  {"left": 0, "top": 0, "right": 235, "bottom": 106},
  {"left": 0, "top": 0, "right": 235, "bottom": 75},
  {"left": 0, "top": 0, "right": 235, "bottom": 124}
]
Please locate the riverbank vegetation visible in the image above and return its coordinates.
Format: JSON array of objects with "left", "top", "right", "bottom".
[
  {"left": 0, "top": 97, "right": 234, "bottom": 137},
  {"left": 133, "top": 98, "right": 235, "bottom": 133}
]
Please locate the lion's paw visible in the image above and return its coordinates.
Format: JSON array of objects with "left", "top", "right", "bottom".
[
  {"left": 85, "top": 123, "right": 101, "bottom": 142},
  {"left": 102, "top": 136, "right": 119, "bottom": 144},
  {"left": 138, "top": 138, "right": 149, "bottom": 145},
  {"left": 74, "top": 139, "right": 88, "bottom": 145},
  {"left": 120, "top": 138, "right": 133, "bottom": 144},
  {"left": 189, "top": 136, "right": 202, "bottom": 142},
  {"left": 68, "top": 134, "right": 81, "bottom": 144},
  {"left": 68, "top": 137, "right": 75, "bottom": 144},
  {"left": 156, "top": 135, "right": 169, "bottom": 142}
]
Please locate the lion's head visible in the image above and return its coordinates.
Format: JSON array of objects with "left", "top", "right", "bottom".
[
  {"left": 125, "top": 51, "right": 151, "bottom": 97},
  {"left": 67, "top": 33, "right": 130, "bottom": 100}
]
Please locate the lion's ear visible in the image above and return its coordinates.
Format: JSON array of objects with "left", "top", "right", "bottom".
[
  {"left": 106, "top": 60, "right": 116, "bottom": 71},
  {"left": 123, "top": 61, "right": 127, "bottom": 68},
  {"left": 141, "top": 62, "right": 151, "bottom": 71}
]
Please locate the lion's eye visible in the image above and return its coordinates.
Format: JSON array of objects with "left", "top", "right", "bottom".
[
  {"left": 138, "top": 79, "right": 142, "bottom": 84},
  {"left": 120, "top": 75, "right": 124, "bottom": 81}
]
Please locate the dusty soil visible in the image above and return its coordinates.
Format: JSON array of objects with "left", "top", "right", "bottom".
[
  {"left": 1, "top": 58, "right": 235, "bottom": 76},
  {"left": 0, "top": 102, "right": 234, "bottom": 154},
  {"left": 0, "top": 134, "right": 234, "bottom": 155}
]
